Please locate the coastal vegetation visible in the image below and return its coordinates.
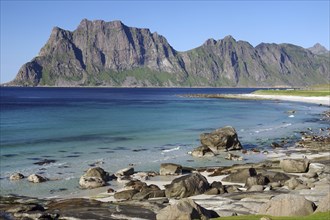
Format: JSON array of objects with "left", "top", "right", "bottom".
[
  {"left": 213, "top": 211, "right": 330, "bottom": 220},
  {"left": 253, "top": 84, "right": 330, "bottom": 97}
]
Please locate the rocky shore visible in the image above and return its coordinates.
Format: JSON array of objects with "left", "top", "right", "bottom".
[{"left": 1, "top": 112, "right": 329, "bottom": 220}]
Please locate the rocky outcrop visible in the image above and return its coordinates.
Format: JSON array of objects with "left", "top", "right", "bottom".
[
  {"left": 315, "top": 192, "right": 330, "bottom": 212},
  {"left": 7, "top": 19, "right": 329, "bottom": 87},
  {"left": 156, "top": 198, "right": 219, "bottom": 220},
  {"left": 258, "top": 194, "right": 315, "bottom": 216},
  {"left": 280, "top": 159, "right": 309, "bottom": 173},
  {"left": 165, "top": 173, "right": 210, "bottom": 198},
  {"left": 79, "top": 167, "right": 110, "bottom": 189}
]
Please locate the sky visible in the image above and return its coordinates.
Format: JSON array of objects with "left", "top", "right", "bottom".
[{"left": 1, "top": 0, "right": 329, "bottom": 83}]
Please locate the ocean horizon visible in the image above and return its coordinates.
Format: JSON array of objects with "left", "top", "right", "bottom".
[{"left": 0, "top": 87, "right": 328, "bottom": 198}]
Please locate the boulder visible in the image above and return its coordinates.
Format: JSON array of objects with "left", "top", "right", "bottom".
[
  {"left": 225, "top": 185, "right": 241, "bottom": 193},
  {"left": 316, "top": 192, "right": 330, "bottom": 212},
  {"left": 115, "top": 167, "right": 134, "bottom": 177},
  {"left": 210, "top": 181, "right": 226, "bottom": 194},
  {"left": 222, "top": 168, "right": 257, "bottom": 183},
  {"left": 200, "top": 126, "right": 242, "bottom": 152},
  {"left": 160, "top": 163, "right": 182, "bottom": 175},
  {"left": 114, "top": 189, "right": 139, "bottom": 200},
  {"left": 125, "top": 180, "right": 147, "bottom": 191},
  {"left": 261, "top": 171, "right": 290, "bottom": 183},
  {"left": 10, "top": 173, "right": 25, "bottom": 181},
  {"left": 258, "top": 194, "right": 315, "bottom": 216},
  {"left": 156, "top": 198, "right": 219, "bottom": 220},
  {"left": 79, "top": 167, "right": 109, "bottom": 189},
  {"left": 245, "top": 174, "right": 269, "bottom": 188},
  {"left": 191, "top": 145, "right": 215, "bottom": 157},
  {"left": 165, "top": 173, "right": 209, "bottom": 198},
  {"left": 284, "top": 177, "right": 303, "bottom": 190},
  {"left": 84, "top": 167, "right": 110, "bottom": 180},
  {"left": 27, "top": 174, "right": 47, "bottom": 183},
  {"left": 280, "top": 159, "right": 309, "bottom": 173}
]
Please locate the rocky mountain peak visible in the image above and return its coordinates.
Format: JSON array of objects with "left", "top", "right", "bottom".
[
  {"left": 308, "top": 43, "right": 329, "bottom": 55},
  {"left": 7, "top": 19, "right": 329, "bottom": 87}
]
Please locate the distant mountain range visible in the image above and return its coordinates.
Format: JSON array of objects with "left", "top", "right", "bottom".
[{"left": 7, "top": 19, "right": 329, "bottom": 87}]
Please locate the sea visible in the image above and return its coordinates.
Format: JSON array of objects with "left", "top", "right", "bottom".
[{"left": 0, "top": 87, "right": 328, "bottom": 198}]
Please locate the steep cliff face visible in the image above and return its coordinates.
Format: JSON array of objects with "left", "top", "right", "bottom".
[{"left": 9, "top": 19, "right": 329, "bottom": 87}]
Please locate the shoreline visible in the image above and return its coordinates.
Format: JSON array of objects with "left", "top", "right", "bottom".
[
  {"left": 183, "top": 93, "right": 330, "bottom": 106},
  {"left": 2, "top": 113, "right": 329, "bottom": 219}
]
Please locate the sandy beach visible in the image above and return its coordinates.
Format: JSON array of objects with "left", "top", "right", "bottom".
[{"left": 241, "top": 94, "right": 330, "bottom": 106}]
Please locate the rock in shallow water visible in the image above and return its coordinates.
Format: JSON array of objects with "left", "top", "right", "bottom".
[
  {"left": 79, "top": 167, "right": 110, "bottom": 189},
  {"left": 200, "top": 126, "right": 242, "bottom": 153},
  {"left": 9, "top": 173, "right": 25, "bottom": 181},
  {"left": 27, "top": 174, "right": 47, "bottom": 183}
]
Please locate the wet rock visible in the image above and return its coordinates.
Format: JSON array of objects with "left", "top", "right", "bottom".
[
  {"left": 280, "top": 159, "right": 309, "bottom": 173},
  {"left": 33, "top": 159, "right": 56, "bottom": 165},
  {"left": 114, "top": 189, "right": 139, "bottom": 200},
  {"left": 315, "top": 192, "right": 330, "bottom": 212},
  {"left": 271, "top": 142, "right": 282, "bottom": 148},
  {"left": 222, "top": 168, "right": 257, "bottom": 183},
  {"left": 191, "top": 145, "right": 215, "bottom": 157},
  {"left": 165, "top": 173, "right": 209, "bottom": 198},
  {"left": 79, "top": 167, "right": 110, "bottom": 189},
  {"left": 225, "top": 153, "right": 243, "bottom": 161},
  {"left": 160, "top": 163, "right": 182, "bottom": 175},
  {"left": 156, "top": 198, "right": 219, "bottom": 220},
  {"left": 200, "top": 126, "right": 242, "bottom": 153},
  {"left": 9, "top": 173, "right": 25, "bottom": 181},
  {"left": 258, "top": 194, "right": 315, "bottom": 216},
  {"left": 115, "top": 167, "right": 134, "bottom": 177},
  {"left": 27, "top": 174, "right": 47, "bottom": 183}
]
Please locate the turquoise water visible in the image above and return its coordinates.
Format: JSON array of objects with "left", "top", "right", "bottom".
[{"left": 0, "top": 87, "right": 328, "bottom": 198}]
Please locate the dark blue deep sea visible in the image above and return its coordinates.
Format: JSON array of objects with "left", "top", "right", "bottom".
[{"left": 0, "top": 87, "right": 328, "bottom": 197}]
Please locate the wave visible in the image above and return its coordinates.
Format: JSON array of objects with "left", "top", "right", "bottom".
[
  {"left": 161, "top": 146, "right": 180, "bottom": 153},
  {"left": 254, "top": 123, "right": 292, "bottom": 134}
]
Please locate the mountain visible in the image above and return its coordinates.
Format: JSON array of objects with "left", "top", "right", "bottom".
[
  {"left": 7, "top": 19, "right": 329, "bottom": 87},
  {"left": 308, "top": 43, "right": 329, "bottom": 55}
]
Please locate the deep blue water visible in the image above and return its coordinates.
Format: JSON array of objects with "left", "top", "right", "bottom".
[{"left": 0, "top": 87, "right": 327, "bottom": 198}]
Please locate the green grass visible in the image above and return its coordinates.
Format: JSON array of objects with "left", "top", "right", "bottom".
[
  {"left": 253, "top": 89, "right": 330, "bottom": 97},
  {"left": 212, "top": 211, "right": 330, "bottom": 220}
]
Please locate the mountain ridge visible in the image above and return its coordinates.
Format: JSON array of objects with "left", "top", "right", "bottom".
[{"left": 7, "top": 19, "right": 329, "bottom": 87}]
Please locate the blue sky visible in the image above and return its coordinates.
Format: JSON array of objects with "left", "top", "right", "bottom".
[{"left": 1, "top": 1, "right": 329, "bottom": 83}]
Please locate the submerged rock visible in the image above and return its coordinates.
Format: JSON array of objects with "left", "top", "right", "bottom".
[
  {"left": 165, "top": 173, "right": 209, "bottom": 198},
  {"left": 9, "top": 173, "right": 25, "bottom": 181},
  {"left": 156, "top": 198, "right": 219, "bottom": 220}
]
